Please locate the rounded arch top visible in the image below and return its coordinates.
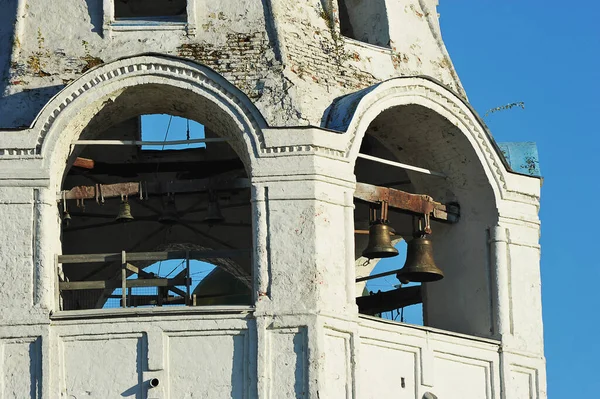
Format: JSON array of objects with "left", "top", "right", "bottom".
[
  {"left": 32, "top": 53, "right": 268, "bottom": 176},
  {"left": 325, "top": 76, "right": 513, "bottom": 200}
]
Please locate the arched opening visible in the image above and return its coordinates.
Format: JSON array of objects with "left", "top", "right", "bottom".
[
  {"left": 354, "top": 132, "right": 426, "bottom": 324},
  {"left": 353, "top": 103, "right": 499, "bottom": 337},
  {"left": 55, "top": 82, "right": 255, "bottom": 311}
]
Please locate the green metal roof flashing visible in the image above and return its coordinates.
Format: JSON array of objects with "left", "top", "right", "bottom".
[{"left": 497, "top": 142, "right": 541, "bottom": 178}]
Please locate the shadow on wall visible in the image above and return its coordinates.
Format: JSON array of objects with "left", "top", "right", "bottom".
[
  {"left": 0, "top": 85, "right": 64, "bottom": 128},
  {"left": 84, "top": 0, "right": 104, "bottom": 35},
  {"left": 0, "top": 0, "right": 100, "bottom": 128},
  {"left": 0, "top": 0, "right": 18, "bottom": 98},
  {"left": 0, "top": 0, "right": 65, "bottom": 128}
]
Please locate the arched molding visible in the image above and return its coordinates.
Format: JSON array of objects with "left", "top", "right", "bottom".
[
  {"left": 30, "top": 54, "right": 268, "bottom": 183},
  {"left": 326, "top": 77, "right": 511, "bottom": 200}
]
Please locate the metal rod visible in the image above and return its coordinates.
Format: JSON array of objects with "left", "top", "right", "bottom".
[
  {"left": 71, "top": 138, "right": 228, "bottom": 146},
  {"left": 356, "top": 268, "right": 403, "bottom": 283},
  {"left": 121, "top": 251, "right": 127, "bottom": 308},
  {"left": 357, "top": 153, "right": 446, "bottom": 178},
  {"left": 185, "top": 250, "right": 190, "bottom": 306}
]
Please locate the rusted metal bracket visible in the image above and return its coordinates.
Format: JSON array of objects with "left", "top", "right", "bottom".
[
  {"left": 59, "top": 178, "right": 251, "bottom": 201},
  {"left": 354, "top": 182, "right": 459, "bottom": 223}
]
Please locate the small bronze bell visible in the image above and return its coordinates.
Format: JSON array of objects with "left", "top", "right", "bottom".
[
  {"left": 62, "top": 211, "right": 71, "bottom": 227},
  {"left": 396, "top": 236, "right": 444, "bottom": 282},
  {"left": 362, "top": 222, "right": 399, "bottom": 259},
  {"left": 116, "top": 200, "right": 134, "bottom": 222},
  {"left": 203, "top": 198, "right": 224, "bottom": 224}
]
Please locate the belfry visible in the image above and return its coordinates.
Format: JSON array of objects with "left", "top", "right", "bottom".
[{"left": 0, "top": 1, "right": 545, "bottom": 398}]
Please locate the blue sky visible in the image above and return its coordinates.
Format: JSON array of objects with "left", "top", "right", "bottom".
[{"left": 437, "top": 2, "right": 600, "bottom": 397}]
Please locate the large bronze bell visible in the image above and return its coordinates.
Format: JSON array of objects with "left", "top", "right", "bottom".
[
  {"left": 396, "top": 236, "right": 444, "bottom": 282},
  {"left": 362, "top": 222, "right": 399, "bottom": 259},
  {"left": 116, "top": 200, "right": 134, "bottom": 222}
]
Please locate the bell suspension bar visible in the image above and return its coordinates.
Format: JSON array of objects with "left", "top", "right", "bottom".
[{"left": 353, "top": 182, "right": 459, "bottom": 223}]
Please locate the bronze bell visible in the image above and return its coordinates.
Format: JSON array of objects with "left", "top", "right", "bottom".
[
  {"left": 158, "top": 199, "right": 178, "bottom": 225},
  {"left": 62, "top": 211, "right": 71, "bottom": 227},
  {"left": 203, "top": 198, "right": 225, "bottom": 224},
  {"left": 116, "top": 200, "right": 134, "bottom": 222},
  {"left": 396, "top": 236, "right": 444, "bottom": 282},
  {"left": 362, "top": 222, "right": 399, "bottom": 259}
]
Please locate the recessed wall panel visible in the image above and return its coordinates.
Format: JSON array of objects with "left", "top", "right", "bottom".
[
  {"left": 61, "top": 334, "right": 144, "bottom": 398},
  {"left": 360, "top": 339, "right": 417, "bottom": 399},
  {"left": 269, "top": 327, "right": 307, "bottom": 399},
  {"left": 433, "top": 354, "right": 492, "bottom": 399},
  {"left": 323, "top": 332, "right": 351, "bottom": 399},
  {"left": 2, "top": 338, "right": 41, "bottom": 399},
  {"left": 168, "top": 331, "right": 248, "bottom": 399}
]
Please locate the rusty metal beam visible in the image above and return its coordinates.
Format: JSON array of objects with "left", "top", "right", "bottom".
[
  {"left": 354, "top": 182, "right": 459, "bottom": 223},
  {"left": 60, "top": 178, "right": 250, "bottom": 201}
]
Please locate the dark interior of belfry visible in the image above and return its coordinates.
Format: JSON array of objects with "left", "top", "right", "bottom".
[{"left": 58, "top": 112, "right": 459, "bottom": 317}]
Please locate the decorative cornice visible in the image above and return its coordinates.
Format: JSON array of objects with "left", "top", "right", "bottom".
[{"left": 33, "top": 58, "right": 267, "bottom": 159}]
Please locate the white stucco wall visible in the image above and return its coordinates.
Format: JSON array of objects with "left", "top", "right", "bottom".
[{"left": 0, "top": 1, "right": 545, "bottom": 397}]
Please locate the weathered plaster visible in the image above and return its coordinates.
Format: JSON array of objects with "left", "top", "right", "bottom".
[{"left": 0, "top": 2, "right": 545, "bottom": 398}]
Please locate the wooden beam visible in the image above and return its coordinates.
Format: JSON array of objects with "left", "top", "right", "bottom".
[
  {"left": 58, "top": 249, "right": 250, "bottom": 264},
  {"left": 73, "top": 157, "right": 95, "bottom": 169},
  {"left": 59, "top": 277, "right": 186, "bottom": 291},
  {"left": 125, "top": 263, "right": 139, "bottom": 274},
  {"left": 356, "top": 286, "right": 422, "bottom": 316}
]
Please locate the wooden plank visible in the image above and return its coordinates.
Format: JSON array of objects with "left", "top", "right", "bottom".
[
  {"left": 59, "top": 277, "right": 186, "bottom": 291},
  {"left": 356, "top": 286, "right": 422, "bottom": 316},
  {"left": 73, "top": 157, "right": 95, "bottom": 169},
  {"left": 58, "top": 253, "right": 121, "bottom": 264},
  {"left": 130, "top": 264, "right": 188, "bottom": 298},
  {"left": 58, "top": 249, "right": 251, "bottom": 264},
  {"left": 125, "top": 263, "right": 139, "bottom": 274},
  {"left": 108, "top": 295, "right": 185, "bottom": 307}
]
